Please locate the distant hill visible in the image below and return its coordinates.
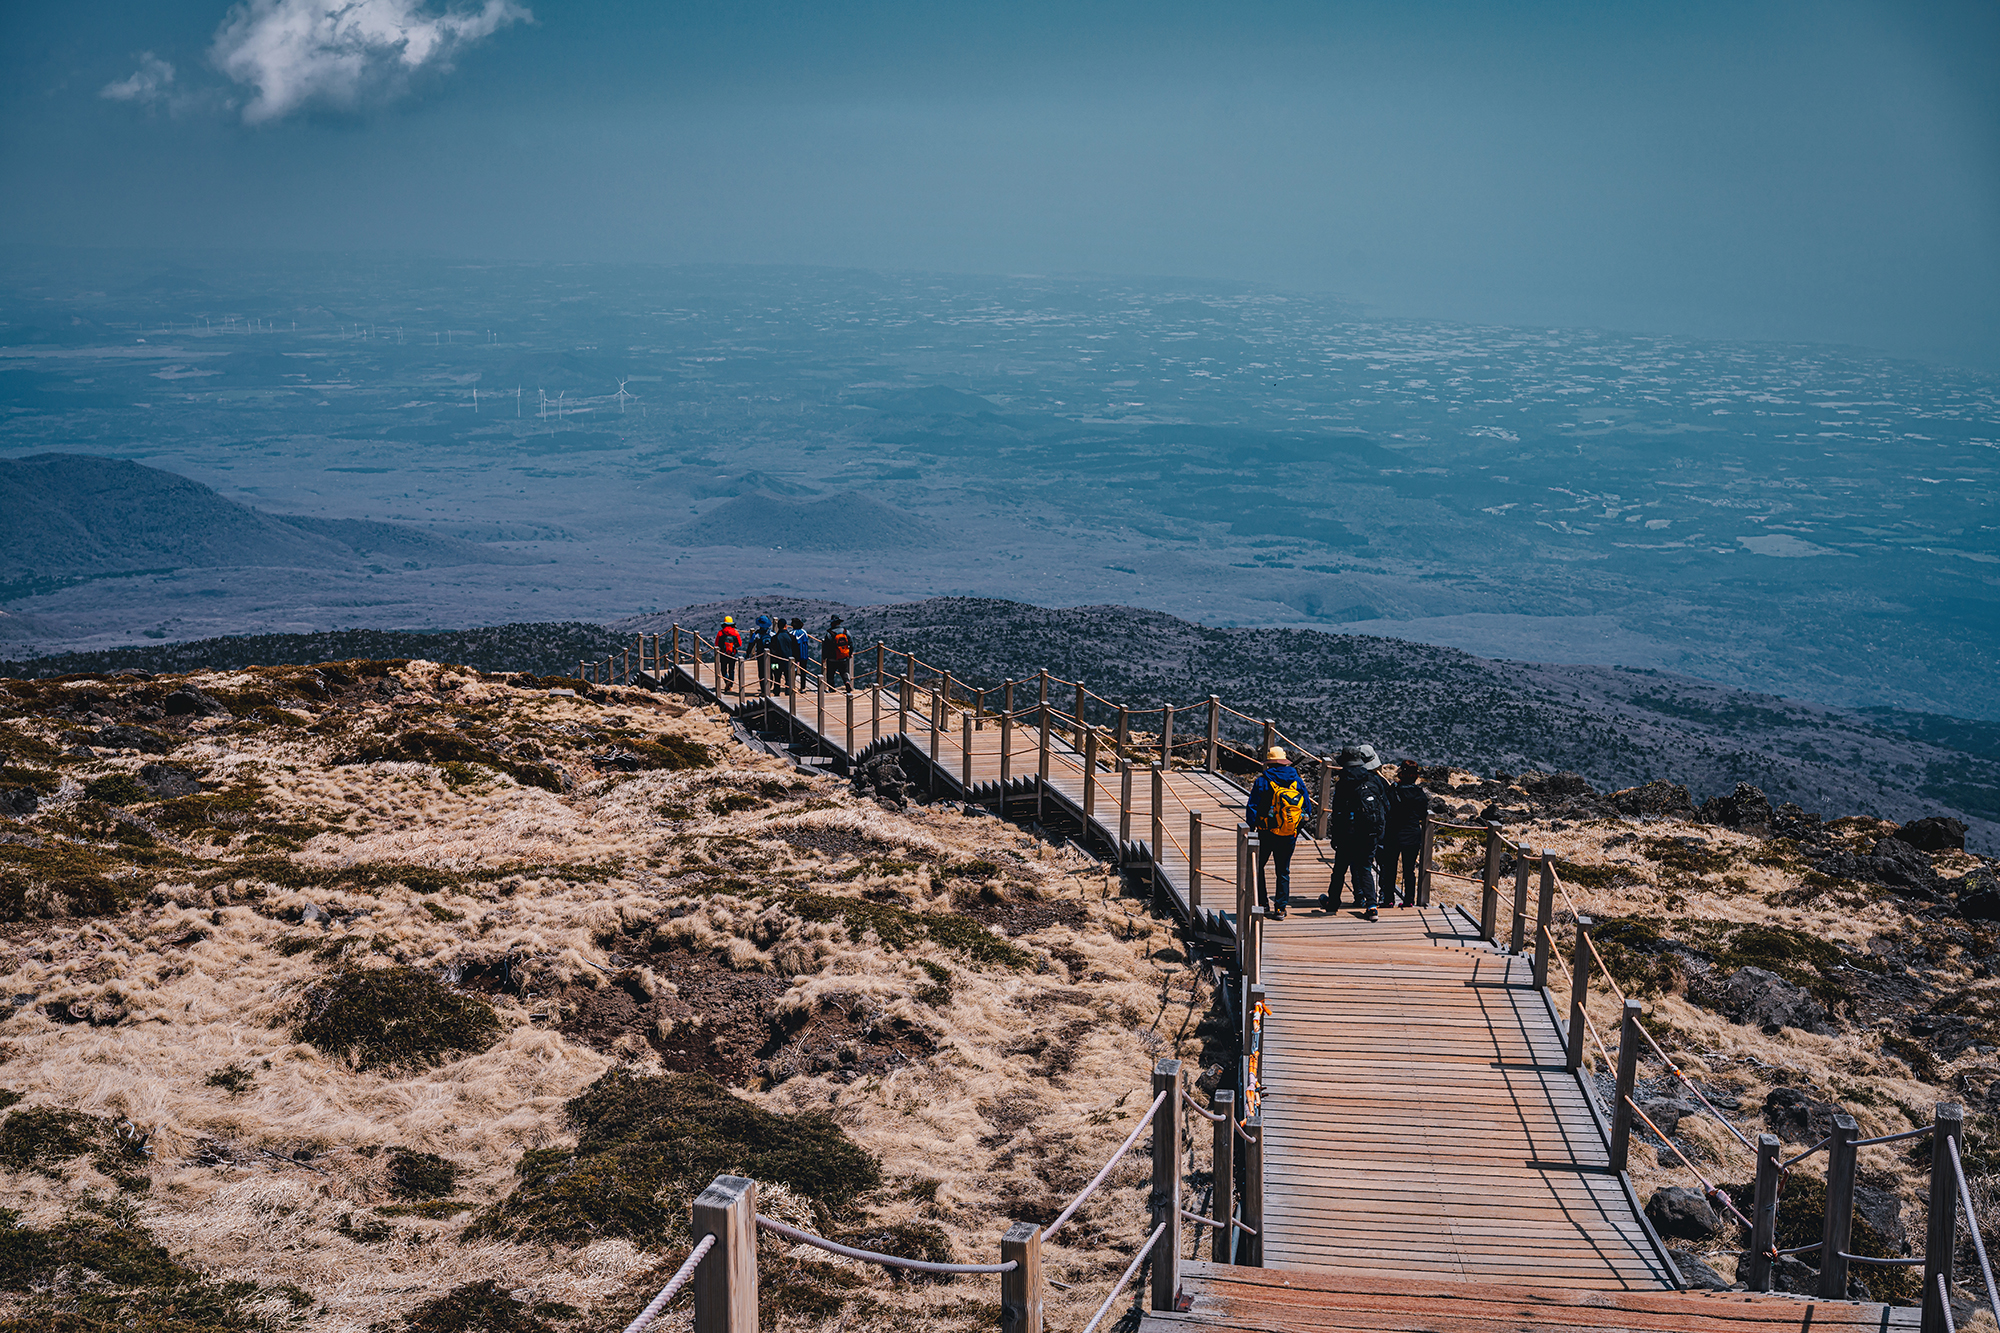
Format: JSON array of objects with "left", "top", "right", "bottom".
[
  {"left": 666, "top": 490, "right": 943, "bottom": 552},
  {"left": 0, "top": 454, "right": 534, "bottom": 582},
  {"left": 0, "top": 621, "right": 626, "bottom": 679}
]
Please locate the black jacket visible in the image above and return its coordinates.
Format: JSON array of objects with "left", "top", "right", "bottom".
[
  {"left": 1384, "top": 782, "right": 1428, "bottom": 847},
  {"left": 1328, "top": 764, "right": 1390, "bottom": 844}
]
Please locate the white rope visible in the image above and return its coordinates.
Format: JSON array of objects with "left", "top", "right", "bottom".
[
  {"left": 1080, "top": 1224, "right": 1167, "bottom": 1333},
  {"left": 623, "top": 1233, "right": 715, "bottom": 1333}
]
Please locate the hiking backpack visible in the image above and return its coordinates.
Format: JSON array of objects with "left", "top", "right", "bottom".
[
  {"left": 828, "top": 630, "right": 853, "bottom": 661},
  {"left": 1332, "top": 773, "right": 1388, "bottom": 841},
  {"left": 1259, "top": 776, "right": 1306, "bottom": 837}
]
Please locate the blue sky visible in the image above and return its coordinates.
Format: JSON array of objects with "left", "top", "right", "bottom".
[{"left": 4, "top": 0, "right": 1997, "bottom": 367}]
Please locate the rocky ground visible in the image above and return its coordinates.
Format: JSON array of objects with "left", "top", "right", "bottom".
[
  {"left": 0, "top": 663, "right": 1209, "bottom": 1332},
  {"left": 5, "top": 659, "right": 2000, "bottom": 1329}
]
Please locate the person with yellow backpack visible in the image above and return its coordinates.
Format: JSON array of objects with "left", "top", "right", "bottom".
[{"left": 1245, "top": 746, "right": 1314, "bottom": 920}]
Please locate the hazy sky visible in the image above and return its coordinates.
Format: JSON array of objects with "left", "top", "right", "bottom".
[{"left": 4, "top": 1, "right": 1997, "bottom": 368}]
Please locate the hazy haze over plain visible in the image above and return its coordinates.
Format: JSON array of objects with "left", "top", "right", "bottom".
[{"left": 4, "top": 0, "right": 1997, "bottom": 370}]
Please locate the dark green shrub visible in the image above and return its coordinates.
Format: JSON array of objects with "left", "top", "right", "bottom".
[
  {"left": 471, "top": 1070, "right": 880, "bottom": 1248},
  {"left": 386, "top": 1148, "right": 458, "bottom": 1199},
  {"left": 293, "top": 968, "right": 501, "bottom": 1071},
  {"left": 0, "top": 1108, "right": 102, "bottom": 1171},
  {"left": 403, "top": 1280, "right": 573, "bottom": 1333}
]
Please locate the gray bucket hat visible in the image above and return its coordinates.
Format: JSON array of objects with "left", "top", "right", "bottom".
[{"left": 1354, "top": 743, "right": 1382, "bottom": 770}]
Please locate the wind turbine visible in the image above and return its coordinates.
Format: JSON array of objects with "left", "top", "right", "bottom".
[{"left": 614, "top": 379, "right": 636, "bottom": 414}]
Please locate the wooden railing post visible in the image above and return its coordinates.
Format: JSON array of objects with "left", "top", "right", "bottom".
[
  {"left": 930, "top": 677, "right": 942, "bottom": 774},
  {"left": 1082, "top": 728, "right": 1099, "bottom": 817},
  {"left": 1748, "top": 1132, "right": 1781, "bottom": 1292},
  {"left": 1211, "top": 1087, "right": 1235, "bottom": 1263},
  {"left": 900, "top": 656, "right": 914, "bottom": 733},
  {"left": 1151, "top": 763, "right": 1166, "bottom": 891},
  {"left": 1001, "top": 1222, "right": 1042, "bottom": 1333},
  {"left": 1417, "top": 813, "right": 1434, "bottom": 907},
  {"left": 1189, "top": 810, "right": 1204, "bottom": 912},
  {"left": 1119, "top": 762, "right": 1134, "bottom": 856},
  {"left": 1205, "top": 697, "right": 1220, "bottom": 772},
  {"left": 845, "top": 680, "right": 856, "bottom": 755},
  {"left": 693, "top": 1174, "right": 757, "bottom": 1333},
  {"left": 1510, "top": 843, "right": 1533, "bottom": 954},
  {"left": 758, "top": 649, "right": 769, "bottom": 699},
  {"left": 1609, "top": 999, "right": 1643, "bottom": 1171},
  {"left": 1161, "top": 704, "right": 1175, "bottom": 768},
  {"left": 1315, "top": 755, "right": 1332, "bottom": 841},
  {"left": 1242, "top": 1107, "right": 1264, "bottom": 1267},
  {"left": 1261, "top": 718, "right": 1275, "bottom": 760},
  {"left": 672, "top": 624, "right": 681, "bottom": 672},
  {"left": 735, "top": 651, "right": 745, "bottom": 707},
  {"left": 1818, "top": 1114, "right": 1860, "bottom": 1299},
  {"left": 961, "top": 710, "right": 974, "bottom": 799},
  {"left": 1566, "top": 915, "right": 1594, "bottom": 1073},
  {"left": 577, "top": 659, "right": 585, "bottom": 680},
  {"left": 1479, "top": 824, "right": 1503, "bottom": 943},
  {"left": 816, "top": 652, "right": 826, "bottom": 737},
  {"left": 1116, "top": 704, "right": 1129, "bottom": 758},
  {"left": 1533, "top": 855, "right": 1557, "bottom": 990},
  {"left": 1922, "top": 1102, "right": 1965, "bottom": 1333},
  {"left": 1000, "top": 680, "right": 1015, "bottom": 791},
  {"left": 1074, "top": 680, "right": 1086, "bottom": 741},
  {"left": 1150, "top": 1058, "right": 1182, "bottom": 1311},
  {"left": 1247, "top": 902, "right": 1263, "bottom": 987},
  {"left": 871, "top": 644, "right": 884, "bottom": 744},
  {"left": 1038, "top": 685, "right": 1052, "bottom": 824},
  {"left": 1235, "top": 824, "right": 1252, "bottom": 974}
]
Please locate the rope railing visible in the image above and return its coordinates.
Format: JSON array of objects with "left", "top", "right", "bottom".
[
  {"left": 756, "top": 1215, "right": 1018, "bottom": 1274},
  {"left": 1079, "top": 1224, "right": 1167, "bottom": 1333},
  {"left": 1043, "top": 1089, "right": 1168, "bottom": 1243},
  {"left": 1949, "top": 1137, "right": 2000, "bottom": 1332},
  {"left": 1623, "top": 1095, "right": 1755, "bottom": 1233},
  {"left": 1782, "top": 1136, "right": 1833, "bottom": 1171},
  {"left": 622, "top": 1233, "right": 715, "bottom": 1333}
]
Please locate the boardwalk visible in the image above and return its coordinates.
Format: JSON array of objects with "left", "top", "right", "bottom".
[
  {"left": 672, "top": 667, "right": 1674, "bottom": 1285},
  {"left": 1257, "top": 907, "right": 1669, "bottom": 1287}
]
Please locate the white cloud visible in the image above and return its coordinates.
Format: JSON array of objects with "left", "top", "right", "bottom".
[
  {"left": 101, "top": 53, "right": 178, "bottom": 105},
  {"left": 209, "top": 0, "right": 531, "bottom": 125}
]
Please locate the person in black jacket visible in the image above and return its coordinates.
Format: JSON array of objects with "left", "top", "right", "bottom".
[
  {"left": 1377, "top": 761, "right": 1428, "bottom": 909},
  {"left": 1319, "top": 745, "right": 1391, "bottom": 920}
]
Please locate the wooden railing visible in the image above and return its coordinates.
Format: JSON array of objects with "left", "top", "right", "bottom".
[{"left": 621, "top": 1057, "right": 1256, "bottom": 1333}]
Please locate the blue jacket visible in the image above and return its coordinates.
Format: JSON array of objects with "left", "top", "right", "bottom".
[{"left": 1246, "top": 764, "right": 1314, "bottom": 832}]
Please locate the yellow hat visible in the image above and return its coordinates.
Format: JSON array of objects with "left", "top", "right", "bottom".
[
  {"left": 722, "top": 615, "right": 734, "bottom": 625},
  {"left": 1265, "top": 746, "right": 1288, "bottom": 763}
]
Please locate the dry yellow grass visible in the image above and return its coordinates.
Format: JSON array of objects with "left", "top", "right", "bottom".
[{"left": 0, "top": 665, "right": 1204, "bottom": 1331}]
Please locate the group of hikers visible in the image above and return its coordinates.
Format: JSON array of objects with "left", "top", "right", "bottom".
[
  {"left": 709, "top": 612, "right": 1423, "bottom": 922},
  {"left": 711, "top": 613, "right": 855, "bottom": 691},
  {"left": 1246, "top": 743, "right": 1428, "bottom": 922}
]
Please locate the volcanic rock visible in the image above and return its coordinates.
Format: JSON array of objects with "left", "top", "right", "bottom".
[
  {"left": 1894, "top": 817, "right": 1968, "bottom": 853},
  {"left": 1646, "top": 1185, "right": 1721, "bottom": 1240},
  {"left": 1609, "top": 780, "right": 1697, "bottom": 818},
  {"left": 1699, "top": 783, "right": 1775, "bottom": 833},
  {"left": 1715, "top": 967, "right": 1833, "bottom": 1035}
]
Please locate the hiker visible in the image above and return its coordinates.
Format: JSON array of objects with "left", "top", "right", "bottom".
[
  {"left": 747, "top": 615, "right": 775, "bottom": 691},
  {"left": 771, "top": 618, "right": 801, "bottom": 691},
  {"left": 1378, "top": 760, "right": 1428, "bottom": 908},
  {"left": 1320, "top": 744, "right": 1390, "bottom": 919},
  {"left": 1246, "top": 746, "right": 1313, "bottom": 920},
  {"left": 824, "top": 616, "right": 855, "bottom": 691},
  {"left": 714, "top": 615, "right": 742, "bottom": 686},
  {"left": 790, "top": 618, "right": 813, "bottom": 675}
]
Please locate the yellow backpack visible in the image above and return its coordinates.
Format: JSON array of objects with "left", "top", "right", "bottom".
[{"left": 1261, "top": 777, "right": 1305, "bottom": 837}]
